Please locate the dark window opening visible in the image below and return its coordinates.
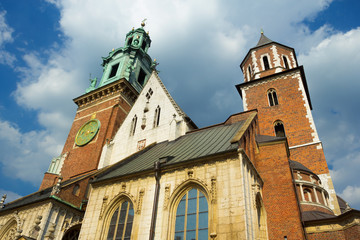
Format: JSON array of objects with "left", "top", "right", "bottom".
[
  {"left": 263, "top": 56, "right": 270, "bottom": 70},
  {"left": 283, "top": 56, "right": 289, "bottom": 69},
  {"left": 127, "top": 37, "right": 133, "bottom": 46},
  {"left": 267, "top": 89, "right": 278, "bottom": 106},
  {"left": 274, "top": 121, "right": 285, "bottom": 137},
  {"left": 153, "top": 106, "right": 161, "bottom": 128},
  {"left": 130, "top": 115, "right": 137, "bottom": 136},
  {"left": 141, "top": 40, "right": 147, "bottom": 51},
  {"left": 109, "top": 63, "right": 119, "bottom": 79},
  {"left": 137, "top": 69, "right": 146, "bottom": 86},
  {"left": 72, "top": 184, "right": 80, "bottom": 196},
  {"left": 248, "top": 65, "right": 252, "bottom": 79}
]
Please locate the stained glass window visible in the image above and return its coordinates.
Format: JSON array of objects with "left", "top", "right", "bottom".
[
  {"left": 174, "top": 188, "right": 208, "bottom": 240},
  {"left": 106, "top": 201, "right": 134, "bottom": 240}
]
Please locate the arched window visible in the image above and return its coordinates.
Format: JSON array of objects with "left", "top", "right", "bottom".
[
  {"left": 174, "top": 188, "right": 208, "bottom": 240},
  {"left": 106, "top": 200, "right": 134, "bottom": 240},
  {"left": 267, "top": 89, "right": 278, "bottom": 106},
  {"left": 153, "top": 106, "right": 161, "bottom": 128},
  {"left": 304, "top": 189, "right": 312, "bottom": 202},
  {"left": 0, "top": 220, "right": 17, "bottom": 240},
  {"left": 274, "top": 121, "right": 285, "bottom": 137},
  {"left": 283, "top": 56, "right": 289, "bottom": 69},
  {"left": 247, "top": 65, "right": 252, "bottom": 81},
  {"left": 262, "top": 56, "right": 270, "bottom": 70},
  {"left": 130, "top": 115, "right": 137, "bottom": 136},
  {"left": 127, "top": 37, "right": 133, "bottom": 46},
  {"left": 62, "top": 224, "right": 81, "bottom": 240}
]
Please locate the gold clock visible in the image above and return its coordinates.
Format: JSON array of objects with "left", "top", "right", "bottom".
[{"left": 75, "top": 119, "right": 101, "bottom": 146}]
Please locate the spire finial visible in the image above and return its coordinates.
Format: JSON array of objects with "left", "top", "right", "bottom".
[
  {"left": 141, "top": 18, "right": 147, "bottom": 27},
  {"left": 261, "top": 28, "right": 264, "bottom": 34}
]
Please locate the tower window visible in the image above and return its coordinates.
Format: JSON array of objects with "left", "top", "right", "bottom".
[
  {"left": 137, "top": 68, "right": 146, "bottom": 86},
  {"left": 274, "top": 121, "right": 285, "bottom": 137},
  {"left": 263, "top": 56, "right": 270, "bottom": 70},
  {"left": 141, "top": 40, "right": 147, "bottom": 51},
  {"left": 247, "top": 65, "right": 252, "bottom": 81},
  {"left": 130, "top": 115, "right": 137, "bottom": 136},
  {"left": 72, "top": 184, "right": 80, "bottom": 196},
  {"left": 283, "top": 56, "right": 289, "bottom": 69},
  {"left": 267, "top": 89, "right": 278, "bottom": 106},
  {"left": 127, "top": 37, "right": 133, "bottom": 46},
  {"left": 153, "top": 106, "right": 161, "bottom": 128},
  {"left": 109, "top": 63, "right": 119, "bottom": 79}
]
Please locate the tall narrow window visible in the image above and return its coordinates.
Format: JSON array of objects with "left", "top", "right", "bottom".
[
  {"left": 283, "top": 56, "right": 289, "bottom": 69},
  {"left": 141, "top": 40, "right": 147, "bottom": 51},
  {"left": 106, "top": 200, "right": 134, "bottom": 240},
  {"left": 127, "top": 37, "right": 133, "bottom": 46},
  {"left": 109, "top": 63, "right": 120, "bottom": 79},
  {"left": 153, "top": 106, "right": 161, "bottom": 128},
  {"left": 174, "top": 188, "right": 208, "bottom": 240},
  {"left": 263, "top": 56, "right": 270, "bottom": 70},
  {"left": 138, "top": 68, "right": 146, "bottom": 86},
  {"left": 248, "top": 65, "right": 251, "bottom": 81},
  {"left": 130, "top": 115, "right": 137, "bottom": 136},
  {"left": 274, "top": 121, "right": 285, "bottom": 137},
  {"left": 267, "top": 89, "right": 278, "bottom": 106}
]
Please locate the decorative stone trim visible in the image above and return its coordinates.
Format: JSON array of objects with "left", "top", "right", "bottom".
[
  {"left": 136, "top": 188, "right": 145, "bottom": 214},
  {"left": 211, "top": 176, "right": 217, "bottom": 204},
  {"left": 99, "top": 196, "right": 108, "bottom": 220},
  {"left": 73, "top": 79, "right": 138, "bottom": 109},
  {"left": 163, "top": 184, "right": 171, "bottom": 209}
]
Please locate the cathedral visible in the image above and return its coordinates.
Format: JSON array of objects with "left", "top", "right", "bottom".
[{"left": 0, "top": 22, "right": 359, "bottom": 240}]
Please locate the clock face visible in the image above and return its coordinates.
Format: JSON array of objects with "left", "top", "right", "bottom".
[{"left": 75, "top": 119, "right": 101, "bottom": 146}]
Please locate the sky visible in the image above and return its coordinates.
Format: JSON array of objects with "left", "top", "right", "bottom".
[{"left": 0, "top": 0, "right": 359, "bottom": 210}]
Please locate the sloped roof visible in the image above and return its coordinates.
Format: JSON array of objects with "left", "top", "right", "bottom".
[
  {"left": 94, "top": 121, "right": 245, "bottom": 183},
  {"left": 289, "top": 160, "right": 316, "bottom": 176},
  {"left": 302, "top": 211, "right": 335, "bottom": 221},
  {"left": 256, "top": 33, "right": 274, "bottom": 47}
]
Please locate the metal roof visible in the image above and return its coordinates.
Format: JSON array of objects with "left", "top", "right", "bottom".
[
  {"left": 256, "top": 33, "right": 274, "bottom": 47},
  {"left": 94, "top": 121, "right": 245, "bottom": 182}
]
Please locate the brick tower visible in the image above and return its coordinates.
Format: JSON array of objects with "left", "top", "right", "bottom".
[
  {"left": 236, "top": 32, "right": 340, "bottom": 214},
  {"left": 40, "top": 23, "right": 155, "bottom": 190}
]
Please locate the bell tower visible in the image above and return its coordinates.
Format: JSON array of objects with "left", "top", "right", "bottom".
[
  {"left": 40, "top": 23, "right": 155, "bottom": 190},
  {"left": 236, "top": 32, "right": 340, "bottom": 214}
]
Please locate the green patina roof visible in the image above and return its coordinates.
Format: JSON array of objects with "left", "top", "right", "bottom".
[{"left": 94, "top": 121, "right": 245, "bottom": 183}]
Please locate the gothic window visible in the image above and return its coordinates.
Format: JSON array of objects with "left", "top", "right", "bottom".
[
  {"left": 262, "top": 56, "right": 270, "bottom": 70},
  {"left": 153, "top": 106, "right": 161, "bottom": 128},
  {"left": 106, "top": 200, "right": 134, "bottom": 240},
  {"left": 109, "top": 63, "right": 120, "bottom": 79},
  {"left": 174, "top": 188, "right": 208, "bottom": 240},
  {"left": 130, "top": 115, "right": 137, "bottom": 136},
  {"left": 141, "top": 40, "right": 147, "bottom": 51},
  {"left": 62, "top": 224, "right": 81, "bottom": 240},
  {"left": 283, "top": 55, "right": 289, "bottom": 69},
  {"left": 267, "top": 89, "right": 278, "bottom": 106},
  {"left": 274, "top": 121, "right": 286, "bottom": 137}
]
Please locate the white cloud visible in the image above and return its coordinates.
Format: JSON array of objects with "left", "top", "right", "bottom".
[
  {"left": 0, "top": 120, "right": 61, "bottom": 185},
  {"left": 339, "top": 186, "right": 360, "bottom": 209},
  {"left": 0, "top": 10, "right": 15, "bottom": 66}
]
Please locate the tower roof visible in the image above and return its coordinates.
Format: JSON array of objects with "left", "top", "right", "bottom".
[{"left": 255, "top": 32, "right": 274, "bottom": 47}]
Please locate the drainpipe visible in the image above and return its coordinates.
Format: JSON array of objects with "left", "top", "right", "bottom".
[
  {"left": 149, "top": 160, "right": 161, "bottom": 240},
  {"left": 289, "top": 163, "right": 308, "bottom": 240}
]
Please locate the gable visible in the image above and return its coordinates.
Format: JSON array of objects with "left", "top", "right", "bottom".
[{"left": 98, "top": 72, "right": 196, "bottom": 168}]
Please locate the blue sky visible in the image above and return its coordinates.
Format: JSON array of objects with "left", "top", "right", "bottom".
[{"left": 0, "top": 0, "right": 360, "bottom": 209}]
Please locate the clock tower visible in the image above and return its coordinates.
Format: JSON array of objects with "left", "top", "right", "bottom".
[{"left": 40, "top": 23, "right": 155, "bottom": 190}]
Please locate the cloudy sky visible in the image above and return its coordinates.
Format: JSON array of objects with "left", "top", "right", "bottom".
[{"left": 0, "top": 0, "right": 359, "bottom": 209}]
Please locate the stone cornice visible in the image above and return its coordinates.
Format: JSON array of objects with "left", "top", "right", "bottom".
[{"left": 73, "top": 79, "right": 139, "bottom": 109}]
